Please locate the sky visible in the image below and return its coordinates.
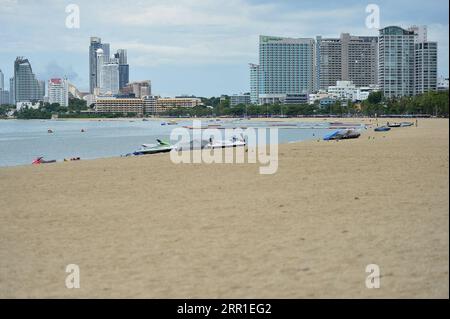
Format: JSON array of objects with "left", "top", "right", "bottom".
[{"left": 0, "top": 0, "right": 448, "bottom": 97}]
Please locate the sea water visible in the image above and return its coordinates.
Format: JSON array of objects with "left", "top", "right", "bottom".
[{"left": 0, "top": 119, "right": 339, "bottom": 167}]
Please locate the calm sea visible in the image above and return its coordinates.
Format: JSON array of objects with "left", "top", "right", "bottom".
[{"left": 0, "top": 119, "right": 337, "bottom": 167}]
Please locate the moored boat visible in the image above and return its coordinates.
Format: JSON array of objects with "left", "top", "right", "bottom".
[{"left": 374, "top": 126, "right": 391, "bottom": 132}]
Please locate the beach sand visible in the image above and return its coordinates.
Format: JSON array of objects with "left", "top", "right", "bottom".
[{"left": 0, "top": 118, "right": 448, "bottom": 298}]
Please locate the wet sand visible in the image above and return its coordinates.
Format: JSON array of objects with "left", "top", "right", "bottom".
[{"left": 0, "top": 118, "right": 448, "bottom": 298}]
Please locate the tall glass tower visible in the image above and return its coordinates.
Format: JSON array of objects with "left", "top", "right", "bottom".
[
  {"left": 13, "top": 57, "right": 43, "bottom": 102},
  {"left": 258, "top": 35, "right": 315, "bottom": 104},
  {"left": 115, "top": 49, "right": 129, "bottom": 89},
  {"left": 249, "top": 63, "right": 259, "bottom": 104},
  {"left": 89, "top": 37, "right": 110, "bottom": 93},
  {"left": 378, "top": 26, "right": 415, "bottom": 98},
  {"left": 0, "top": 69, "right": 4, "bottom": 90}
]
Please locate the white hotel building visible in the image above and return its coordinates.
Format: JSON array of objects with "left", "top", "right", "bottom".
[{"left": 48, "top": 78, "right": 69, "bottom": 107}]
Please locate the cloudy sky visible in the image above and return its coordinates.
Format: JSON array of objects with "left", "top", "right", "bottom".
[{"left": 0, "top": 0, "right": 448, "bottom": 97}]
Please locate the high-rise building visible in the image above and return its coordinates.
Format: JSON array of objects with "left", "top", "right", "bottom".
[
  {"left": 316, "top": 33, "right": 378, "bottom": 90},
  {"left": 408, "top": 25, "right": 428, "bottom": 43},
  {"left": 13, "top": 57, "right": 44, "bottom": 102},
  {"left": 0, "top": 90, "right": 9, "bottom": 105},
  {"left": 414, "top": 41, "right": 438, "bottom": 95},
  {"left": 115, "top": 49, "right": 127, "bottom": 65},
  {"left": 118, "top": 65, "right": 129, "bottom": 90},
  {"left": 9, "top": 77, "right": 15, "bottom": 104},
  {"left": 258, "top": 35, "right": 315, "bottom": 104},
  {"left": 102, "top": 43, "right": 110, "bottom": 63},
  {"left": 378, "top": 26, "right": 415, "bottom": 98},
  {"left": 96, "top": 48, "right": 105, "bottom": 88},
  {"left": 100, "top": 62, "right": 120, "bottom": 95},
  {"left": 38, "top": 80, "right": 45, "bottom": 99},
  {"left": 316, "top": 36, "right": 341, "bottom": 91},
  {"left": 249, "top": 63, "right": 259, "bottom": 104},
  {"left": 48, "top": 78, "right": 69, "bottom": 106},
  {"left": 115, "top": 49, "right": 129, "bottom": 89},
  {"left": 0, "top": 69, "right": 4, "bottom": 90},
  {"left": 89, "top": 37, "right": 103, "bottom": 93},
  {"left": 89, "top": 37, "right": 110, "bottom": 93}
]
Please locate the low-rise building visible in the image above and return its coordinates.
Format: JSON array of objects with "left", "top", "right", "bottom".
[
  {"left": 319, "top": 97, "right": 337, "bottom": 108},
  {"left": 309, "top": 92, "right": 332, "bottom": 105},
  {"left": 327, "top": 81, "right": 358, "bottom": 101},
  {"left": 121, "top": 81, "right": 151, "bottom": 98},
  {"left": 327, "top": 81, "right": 379, "bottom": 102},
  {"left": 283, "top": 93, "right": 309, "bottom": 105},
  {"left": 16, "top": 101, "right": 41, "bottom": 111},
  {"left": 437, "top": 77, "right": 449, "bottom": 92},
  {"left": 156, "top": 97, "right": 202, "bottom": 109},
  {"left": 230, "top": 93, "right": 251, "bottom": 106},
  {"left": 95, "top": 97, "right": 144, "bottom": 115},
  {"left": 94, "top": 96, "right": 203, "bottom": 115}
]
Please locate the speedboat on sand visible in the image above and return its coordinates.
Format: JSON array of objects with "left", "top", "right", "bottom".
[
  {"left": 323, "top": 129, "right": 361, "bottom": 141},
  {"left": 127, "top": 139, "right": 175, "bottom": 156},
  {"left": 205, "top": 136, "right": 246, "bottom": 149},
  {"left": 374, "top": 126, "right": 391, "bottom": 132}
]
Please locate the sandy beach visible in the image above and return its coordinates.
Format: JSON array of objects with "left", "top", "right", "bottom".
[{"left": 0, "top": 118, "right": 448, "bottom": 298}]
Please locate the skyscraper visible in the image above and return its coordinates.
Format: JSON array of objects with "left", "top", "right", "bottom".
[
  {"left": 378, "top": 26, "right": 415, "bottom": 98},
  {"left": 249, "top": 63, "right": 259, "bottom": 104},
  {"left": 89, "top": 37, "right": 111, "bottom": 93},
  {"left": 258, "top": 35, "right": 315, "bottom": 104},
  {"left": 409, "top": 26, "right": 438, "bottom": 95},
  {"left": 48, "top": 78, "right": 69, "bottom": 106},
  {"left": 0, "top": 69, "right": 4, "bottom": 90},
  {"left": 100, "top": 62, "right": 120, "bottom": 95},
  {"left": 9, "top": 77, "right": 15, "bottom": 104},
  {"left": 96, "top": 48, "right": 105, "bottom": 88},
  {"left": 13, "top": 57, "right": 44, "bottom": 102},
  {"left": 115, "top": 49, "right": 127, "bottom": 65},
  {"left": 89, "top": 37, "right": 103, "bottom": 93},
  {"left": 115, "top": 49, "right": 129, "bottom": 89},
  {"left": 414, "top": 42, "right": 438, "bottom": 95},
  {"left": 0, "top": 90, "right": 9, "bottom": 106},
  {"left": 316, "top": 33, "right": 378, "bottom": 90}
]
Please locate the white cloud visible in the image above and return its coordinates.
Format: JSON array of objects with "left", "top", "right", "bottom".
[{"left": 0, "top": 0, "right": 448, "bottom": 95}]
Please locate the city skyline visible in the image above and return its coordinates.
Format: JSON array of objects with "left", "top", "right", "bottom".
[{"left": 0, "top": 0, "right": 448, "bottom": 97}]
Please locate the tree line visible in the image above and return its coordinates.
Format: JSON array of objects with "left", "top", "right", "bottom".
[
  {"left": 165, "top": 90, "right": 449, "bottom": 118},
  {"left": 1, "top": 90, "right": 448, "bottom": 119}
]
